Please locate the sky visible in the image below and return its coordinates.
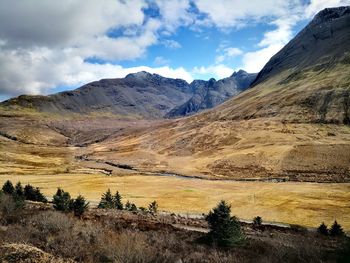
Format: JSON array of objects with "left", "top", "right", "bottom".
[{"left": 0, "top": 0, "right": 350, "bottom": 101}]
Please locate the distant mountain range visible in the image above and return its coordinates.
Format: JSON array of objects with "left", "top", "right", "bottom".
[{"left": 1, "top": 70, "right": 256, "bottom": 119}]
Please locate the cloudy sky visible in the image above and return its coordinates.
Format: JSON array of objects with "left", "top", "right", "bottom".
[{"left": 0, "top": 0, "right": 349, "bottom": 101}]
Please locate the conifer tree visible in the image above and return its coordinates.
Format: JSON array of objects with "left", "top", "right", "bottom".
[
  {"left": 125, "top": 200, "right": 131, "bottom": 211},
  {"left": 318, "top": 222, "right": 329, "bottom": 235},
  {"left": 114, "top": 191, "right": 123, "bottom": 210},
  {"left": 98, "top": 189, "right": 114, "bottom": 209},
  {"left": 253, "top": 216, "right": 262, "bottom": 228},
  {"left": 205, "top": 200, "right": 245, "bottom": 247},
  {"left": 2, "top": 180, "right": 14, "bottom": 195},
  {"left": 148, "top": 201, "right": 158, "bottom": 214},
  {"left": 130, "top": 203, "right": 137, "bottom": 212},
  {"left": 72, "top": 195, "right": 89, "bottom": 217},
  {"left": 53, "top": 188, "right": 72, "bottom": 212},
  {"left": 14, "top": 182, "right": 24, "bottom": 199},
  {"left": 330, "top": 220, "right": 344, "bottom": 236}
]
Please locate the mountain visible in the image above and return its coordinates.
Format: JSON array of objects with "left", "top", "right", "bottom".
[
  {"left": 1, "top": 70, "right": 256, "bottom": 119},
  {"left": 209, "top": 6, "right": 350, "bottom": 124},
  {"left": 83, "top": 7, "right": 350, "bottom": 182},
  {"left": 166, "top": 70, "right": 257, "bottom": 118}
]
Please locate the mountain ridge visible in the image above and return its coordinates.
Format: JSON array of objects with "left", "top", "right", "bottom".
[{"left": 1, "top": 70, "right": 256, "bottom": 119}]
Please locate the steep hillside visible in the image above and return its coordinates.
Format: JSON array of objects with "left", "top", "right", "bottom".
[
  {"left": 1, "top": 70, "right": 256, "bottom": 119},
  {"left": 209, "top": 6, "right": 350, "bottom": 124},
  {"left": 166, "top": 70, "right": 257, "bottom": 118}
]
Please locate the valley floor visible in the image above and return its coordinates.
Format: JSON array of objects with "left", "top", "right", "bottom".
[{"left": 0, "top": 174, "right": 349, "bottom": 231}]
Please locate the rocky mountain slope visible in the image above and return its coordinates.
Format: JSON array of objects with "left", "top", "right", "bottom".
[
  {"left": 210, "top": 6, "right": 350, "bottom": 124},
  {"left": 1, "top": 70, "right": 256, "bottom": 119},
  {"left": 166, "top": 70, "right": 256, "bottom": 118}
]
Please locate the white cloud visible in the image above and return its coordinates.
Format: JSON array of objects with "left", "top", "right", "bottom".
[
  {"left": 192, "top": 64, "right": 234, "bottom": 80},
  {"left": 215, "top": 47, "right": 243, "bottom": 63},
  {"left": 162, "top": 39, "right": 182, "bottom": 49},
  {"left": 155, "top": 0, "right": 194, "bottom": 33},
  {"left": 0, "top": 47, "right": 193, "bottom": 96},
  {"left": 154, "top": 56, "right": 170, "bottom": 65},
  {"left": 194, "top": 0, "right": 294, "bottom": 28},
  {"left": 304, "top": 0, "right": 350, "bottom": 18}
]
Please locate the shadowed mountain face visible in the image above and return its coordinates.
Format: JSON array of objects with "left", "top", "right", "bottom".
[
  {"left": 166, "top": 70, "right": 257, "bottom": 118},
  {"left": 1, "top": 70, "right": 256, "bottom": 119}
]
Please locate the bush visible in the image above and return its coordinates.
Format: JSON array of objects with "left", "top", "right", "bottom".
[
  {"left": 125, "top": 200, "right": 137, "bottom": 211},
  {"left": 253, "top": 216, "right": 262, "bottom": 228},
  {"left": 98, "top": 189, "right": 114, "bottom": 209},
  {"left": 53, "top": 188, "right": 73, "bottom": 212},
  {"left": 72, "top": 195, "right": 89, "bottom": 217},
  {"left": 0, "top": 194, "right": 24, "bottom": 223},
  {"left": 24, "top": 184, "right": 47, "bottom": 203},
  {"left": 318, "top": 222, "right": 328, "bottom": 235},
  {"left": 2, "top": 180, "right": 14, "bottom": 195},
  {"left": 148, "top": 201, "right": 158, "bottom": 214},
  {"left": 330, "top": 220, "right": 344, "bottom": 236},
  {"left": 205, "top": 200, "right": 245, "bottom": 247}
]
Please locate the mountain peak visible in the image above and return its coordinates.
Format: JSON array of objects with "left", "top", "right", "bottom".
[
  {"left": 125, "top": 71, "right": 154, "bottom": 79},
  {"left": 312, "top": 6, "right": 350, "bottom": 26},
  {"left": 231, "top": 69, "right": 247, "bottom": 77}
]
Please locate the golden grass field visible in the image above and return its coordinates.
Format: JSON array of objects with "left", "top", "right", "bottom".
[{"left": 1, "top": 174, "right": 349, "bottom": 231}]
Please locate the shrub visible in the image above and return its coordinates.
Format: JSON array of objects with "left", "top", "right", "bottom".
[
  {"left": 253, "top": 216, "right": 262, "bottom": 228},
  {"left": 98, "top": 189, "right": 114, "bottom": 209},
  {"left": 125, "top": 200, "right": 137, "bottom": 211},
  {"left": 2, "top": 180, "right": 14, "bottom": 195},
  {"left": 0, "top": 194, "right": 24, "bottom": 223},
  {"left": 148, "top": 201, "right": 158, "bottom": 214},
  {"left": 205, "top": 200, "right": 245, "bottom": 247},
  {"left": 114, "top": 191, "right": 123, "bottom": 210},
  {"left": 53, "top": 188, "right": 73, "bottom": 212},
  {"left": 330, "top": 220, "right": 344, "bottom": 236},
  {"left": 72, "top": 195, "right": 89, "bottom": 217},
  {"left": 318, "top": 222, "right": 328, "bottom": 235}
]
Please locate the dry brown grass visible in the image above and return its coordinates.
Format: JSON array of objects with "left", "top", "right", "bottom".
[{"left": 0, "top": 174, "right": 349, "bottom": 231}]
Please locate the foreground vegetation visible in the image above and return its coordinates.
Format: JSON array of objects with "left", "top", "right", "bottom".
[{"left": 0, "top": 180, "right": 349, "bottom": 262}]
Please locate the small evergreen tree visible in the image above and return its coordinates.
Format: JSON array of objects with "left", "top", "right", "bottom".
[
  {"left": 114, "top": 191, "right": 123, "bottom": 210},
  {"left": 130, "top": 203, "right": 137, "bottom": 212},
  {"left": 33, "top": 187, "right": 47, "bottom": 203},
  {"left": 148, "top": 201, "right": 158, "bottom": 214},
  {"left": 72, "top": 195, "right": 89, "bottom": 217},
  {"left": 23, "top": 184, "right": 47, "bottom": 203},
  {"left": 205, "top": 200, "right": 245, "bottom": 247},
  {"left": 330, "top": 220, "right": 344, "bottom": 236},
  {"left": 2, "top": 180, "right": 14, "bottom": 195},
  {"left": 98, "top": 189, "right": 114, "bottom": 209},
  {"left": 125, "top": 200, "right": 131, "bottom": 211},
  {"left": 253, "top": 216, "right": 262, "bottom": 228},
  {"left": 24, "top": 184, "right": 36, "bottom": 200},
  {"left": 53, "top": 188, "right": 72, "bottom": 212},
  {"left": 14, "top": 182, "right": 24, "bottom": 198},
  {"left": 318, "top": 222, "right": 329, "bottom": 235}
]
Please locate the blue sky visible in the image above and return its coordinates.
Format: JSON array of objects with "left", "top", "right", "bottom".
[{"left": 0, "top": 0, "right": 349, "bottom": 101}]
